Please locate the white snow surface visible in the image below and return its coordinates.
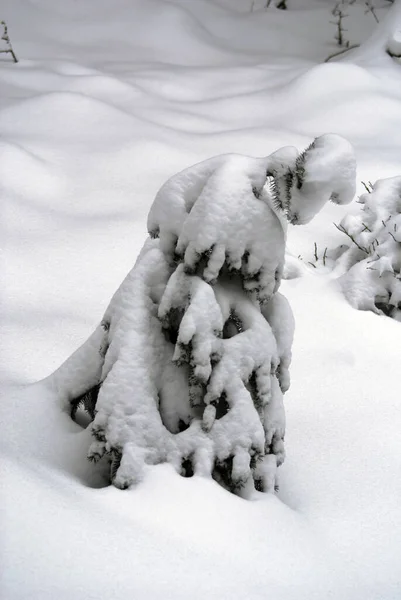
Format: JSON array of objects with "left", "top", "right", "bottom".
[{"left": 1, "top": 1, "right": 401, "bottom": 599}]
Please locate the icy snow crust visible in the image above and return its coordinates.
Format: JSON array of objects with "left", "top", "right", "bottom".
[{"left": 2, "top": 0, "right": 401, "bottom": 599}]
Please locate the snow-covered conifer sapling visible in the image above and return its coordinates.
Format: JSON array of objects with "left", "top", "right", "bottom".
[
  {"left": 335, "top": 176, "right": 401, "bottom": 320},
  {"left": 51, "top": 134, "right": 356, "bottom": 496}
]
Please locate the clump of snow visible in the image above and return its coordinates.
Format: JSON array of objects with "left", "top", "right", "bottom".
[
  {"left": 84, "top": 240, "right": 174, "bottom": 487},
  {"left": 279, "top": 134, "right": 356, "bottom": 225},
  {"left": 162, "top": 153, "right": 287, "bottom": 302},
  {"left": 388, "top": 28, "right": 401, "bottom": 58},
  {"left": 335, "top": 176, "right": 401, "bottom": 319},
  {"left": 147, "top": 155, "right": 226, "bottom": 258},
  {"left": 158, "top": 263, "right": 223, "bottom": 389},
  {"left": 261, "top": 291, "right": 295, "bottom": 393},
  {"left": 206, "top": 279, "right": 279, "bottom": 424}
]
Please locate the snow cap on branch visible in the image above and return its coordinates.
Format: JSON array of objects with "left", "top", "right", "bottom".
[{"left": 282, "top": 134, "right": 356, "bottom": 225}]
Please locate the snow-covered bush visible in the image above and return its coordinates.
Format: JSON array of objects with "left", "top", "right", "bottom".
[
  {"left": 336, "top": 176, "right": 401, "bottom": 320},
  {"left": 51, "top": 134, "right": 356, "bottom": 495}
]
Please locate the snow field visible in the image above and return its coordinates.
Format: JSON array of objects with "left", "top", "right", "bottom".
[{"left": 1, "top": 0, "right": 401, "bottom": 598}]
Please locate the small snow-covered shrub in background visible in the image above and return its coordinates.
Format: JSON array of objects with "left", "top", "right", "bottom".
[
  {"left": 336, "top": 176, "right": 401, "bottom": 320},
  {"left": 52, "top": 134, "right": 356, "bottom": 496}
]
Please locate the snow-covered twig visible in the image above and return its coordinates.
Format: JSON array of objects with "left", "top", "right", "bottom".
[{"left": 0, "top": 21, "right": 18, "bottom": 63}]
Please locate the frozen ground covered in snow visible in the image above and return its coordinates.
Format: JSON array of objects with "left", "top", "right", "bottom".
[{"left": 1, "top": 1, "right": 401, "bottom": 598}]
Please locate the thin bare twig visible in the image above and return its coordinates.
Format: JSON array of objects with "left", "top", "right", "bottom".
[
  {"left": 361, "top": 180, "right": 373, "bottom": 193},
  {"left": 324, "top": 43, "right": 359, "bottom": 62},
  {"left": 334, "top": 223, "right": 370, "bottom": 254},
  {"left": 331, "top": 3, "right": 349, "bottom": 46},
  {"left": 365, "top": 1, "right": 379, "bottom": 23}
]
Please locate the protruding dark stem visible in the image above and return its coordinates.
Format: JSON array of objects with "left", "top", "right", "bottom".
[
  {"left": 1, "top": 21, "right": 18, "bottom": 63},
  {"left": 324, "top": 44, "right": 359, "bottom": 62},
  {"left": 334, "top": 223, "right": 370, "bottom": 254}
]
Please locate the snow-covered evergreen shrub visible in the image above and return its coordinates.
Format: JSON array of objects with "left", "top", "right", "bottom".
[
  {"left": 52, "top": 134, "right": 356, "bottom": 495},
  {"left": 336, "top": 176, "right": 401, "bottom": 320}
]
